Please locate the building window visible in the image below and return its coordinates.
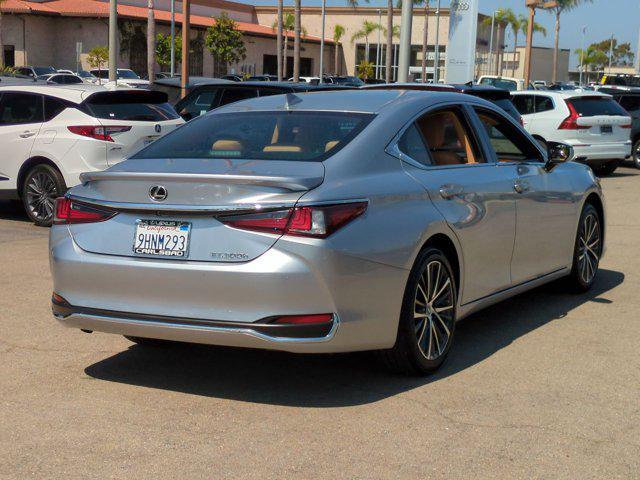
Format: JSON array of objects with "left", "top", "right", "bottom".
[
  {"left": 355, "top": 43, "right": 446, "bottom": 82},
  {"left": 128, "top": 27, "right": 147, "bottom": 78},
  {"left": 3, "top": 46, "right": 15, "bottom": 68},
  {"left": 212, "top": 54, "right": 227, "bottom": 77},
  {"left": 189, "top": 37, "right": 204, "bottom": 76}
]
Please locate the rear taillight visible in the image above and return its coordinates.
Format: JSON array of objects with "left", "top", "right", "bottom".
[
  {"left": 68, "top": 125, "right": 131, "bottom": 142},
  {"left": 558, "top": 101, "right": 590, "bottom": 130},
  {"left": 218, "top": 202, "right": 367, "bottom": 238},
  {"left": 54, "top": 198, "right": 116, "bottom": 225},
  {"left": 621, "top": 122, "right": 632, "bottom": 129}
]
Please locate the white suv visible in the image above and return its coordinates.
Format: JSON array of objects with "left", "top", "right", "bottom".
[
  {"left": 512, "top": 90, "right": 632, "bottom": 176},
  {"left": 0, "top": 84, "right": 184, "bottom": 225}
]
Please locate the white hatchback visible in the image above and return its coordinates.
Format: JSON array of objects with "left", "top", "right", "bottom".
[
  {"left": 512, "top": 90, "right": 632, "bottom": 175},
  {"left": 0, "top": 84, "right": 184, "bottom": 225}
]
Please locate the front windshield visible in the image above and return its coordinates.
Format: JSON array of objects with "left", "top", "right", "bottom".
[
  {"left": 77, "top": 71, "right": 94, "bottom": 78},
  {"left": 34, "top": 66, "right": 56, "bottom": 76},
  {"left": 118, "top": 70, "right": 141, "bottom": 79},
  {"left": 479, "top": 77, "right": 518, "bottom": 91},
  {"left": 134, "top": 111, "right": 374, "bottom": 162}
]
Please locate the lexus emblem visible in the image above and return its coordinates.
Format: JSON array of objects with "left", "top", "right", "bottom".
[
  {"left": 155, "top": 124, "right": 161, "bottom": 133},
  {"left": 149, "top": 185, "right": 168, "bottom": 202}
]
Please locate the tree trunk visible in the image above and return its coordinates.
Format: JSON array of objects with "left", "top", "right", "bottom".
[
  {"left": 277, "top": 0, "right": 283, "bottom": 80},
  {"left": 385, "top": 0, "right": 393, "bottom": 83},
  {"left": 421, "top": 4, "right": 429, "bottom": 82},
  {"left": 334, "top": 40, "right": 339, "bottom": 75},
  {"left": 494, "top": 24, "right": 503, "bottom": 75},
  {"left": 365, "top": 36, "right": 369, "bottom": 63},
  {"left": 512, "top": 31, "right": 518, "bottom": 78},
  {"left": 293, "top": 0, "right": 301, "bottom": 81},
  {"left": 552, "top": 12, "right": 560, "bottom": 83},
  {"left": 0, "top": 8, "right": 4, "bottom": 70},
  {"left": 147, "top": 0, "right": 155, "bottom": 82},
  {"left": 283, "top": 35, "right": 288, "bottom": 78}
]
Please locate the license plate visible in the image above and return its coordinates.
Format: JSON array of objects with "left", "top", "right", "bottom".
[
  {"left": 133, "top": 220, "right": 191, "bottom": 258},
  {"left": 600, "top": 125, "right": 613, "bottom": 134}
]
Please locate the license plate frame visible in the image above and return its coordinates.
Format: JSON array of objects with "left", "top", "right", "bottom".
[
  {"left": 600, "top": 125, "right": 613, "bottom": 134},
  {"left": 133, "top": 220, "right": 191, "bottom": 259}
]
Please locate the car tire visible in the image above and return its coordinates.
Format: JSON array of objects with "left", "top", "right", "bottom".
[
  {"left": 380, "top": 248, "right": 457, "bottom": 375},
  {"left": 124, "top": 336, "right": 182, "bottom": 347},
  {"left": 633, "top": 139, "right": 640, "bottom": 169},
  {"left": 565, "top": 203, "right": 602, "bottom": 293},
  {"left": 21, "top": 163, "right": 67, "bottom": 227},
  {"left": 595, "top": 160, "right": 619, "bottom": 177}
]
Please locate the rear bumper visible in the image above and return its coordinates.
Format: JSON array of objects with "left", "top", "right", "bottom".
[
  {"left": 49, "top": 226, "right": 408, "bottom": 353},
  {"left": 570, "top": 140, "right": 632, "bottom": 163}
]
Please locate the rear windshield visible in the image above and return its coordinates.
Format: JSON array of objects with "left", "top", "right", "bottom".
[
  {"left": 491, "top": 98, "right": 521, "bottom": 121},
  {"left": 479, "top": 78, "right": 518, "bottom": 91},
  {"left": 84, "top": 91, "right": 179, "bottom": 121},
  {"left": 568, "top": 97, "right": 628, "bottom": 117},
  {"left": 133, "top": 111, "right": 373, "bottom": 161}
]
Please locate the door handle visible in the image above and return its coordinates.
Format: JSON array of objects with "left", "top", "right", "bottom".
[
  {"left": 439, "top": 184, "right": 464, "bottom": 200},
  {"left": 513, "top": 180, "right": 530, "bottom": 194},
  {"left": 19, "top": 131, "right": 36, "bottom": 138}
]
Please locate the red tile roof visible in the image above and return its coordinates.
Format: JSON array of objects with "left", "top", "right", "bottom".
[{"left": 0, "top": 0, "right": 334, "bottom": 44}]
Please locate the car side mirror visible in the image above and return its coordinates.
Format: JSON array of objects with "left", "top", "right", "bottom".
[{"left": 545, "top": 142, "right": 573, "bottom": 171}]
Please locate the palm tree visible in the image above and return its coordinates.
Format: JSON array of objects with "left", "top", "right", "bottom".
[
  {"left": 276, "top": 0, "right": 283, "bottom": 80},
  {"left": 333, "top": 24, "right": 345, "bottom": 75},
  {"left": 273, "top": 13, "right": 304, "bottom": 78},
  {"left": 482, "top": 8, "right": 515, "bottom": 76},
  {"left": 351, "top": 20, "right": 384, "bottom": 64},
  {"left": 548, "top": 0, "right": 592, "bottom": 83},
  {"left": 510, "top": 14, "right": 546, "bottom": 77},
  {"left": 0, "top": 0, "right": 5, "bottom": 70},
  {"left": 575, "top": 45, "right": 608, "bottom": 82},
  {"left": 147, "top": 0, "right": 156, "bottom": 82},
  {"left": 293, "top": 0, "right": 301, "bottom": 82}
]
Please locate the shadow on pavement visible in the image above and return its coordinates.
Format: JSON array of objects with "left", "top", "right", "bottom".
[
  {"left": 85, "top": 269, "right": 624, "bottom": 407},
  {"left": 0, "top": 200, "right": 29, "bottom": 222}
]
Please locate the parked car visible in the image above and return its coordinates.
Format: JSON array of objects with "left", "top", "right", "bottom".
[
  {"left": 598, "top": 87, "right": 640, "bottom": 169},
  {"left": 90, "top": 69, "right": 150, "bottom": 88},
  {"left": 324, "top": 75, "right": 365, "bottom": 87},
  {"left": 247, "top": 75, "right": 279, "bottom": 82},
  {"left": 173, "top": 81, "right": 349, "bottom": 121},
  {"left": 600, "top": 74, "right": 640, "bottom": 88},
  {"left": 14, "top": 66, "right": 57, "bottom": 79},
  {"left": 362, "top": 82, "right": 522, "bottom": 123},
  {"left": 547, "top": 82, "right": 579, "bottom": 91},
  {"left": 477, "top": 75, "right": 533, "bottom": 91},
  {"left": 533, "top": 80, "right": 547, "bottom": 89},
  {"left": 150, "top": 77, "right": 235, "bottom": 105},
  {"left": 0, "top": 85, "right": 183, "bottom": 225},
  {"left": 50, "top": 89, "right": 604, "bottom": 375},
  {"left": 220, "top": 74, "right": 243, "bottom": 82},
  {"left": 512, "top": 90, "right": 632, "bottom": 176},
  {"left": 36, "top": 73, "right": 84, "bottom": 85},
  {"left": 75, "top": 70, "right": 100, "bottom": 84}
]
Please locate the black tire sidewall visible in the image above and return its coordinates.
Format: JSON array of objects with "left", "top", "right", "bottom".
[
  {"left": 633, "top": 140, "right": 640, "bottom": 169},
  {"left": 21, "top": 164, "right": 66, "bottom": 227},
  {"left": 569, "top": 204, "right": 601, "bottom": 292},
  {"left": 397, "top": 248, "right": 457, "bottom": 373}
]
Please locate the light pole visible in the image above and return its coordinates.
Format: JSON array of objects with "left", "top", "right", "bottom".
[
  {"left": 488, "top": 11, "right": 495, "bottom": 77},
  {"left": 579, "top": 25, "right": 586, "bottom": 86},
  {"left": 433, "top": 0, "right": 441, "bottom": 83},
  {"left": 319, "top": 0, "right": 326, "bottom": 81},
  {"left": 108, "top": 0, "right": 117, "bottom": 83},
  {"left": 170, "top": 0, "right": 175, "bottom": 77},
  {"left": 180, "top": 0, "right": 190, "bottom": 98},
  {"left": 608, "top": 34, "right": 614, "bottom": 74},
  {"left": 376, "top": 9, "right": 381, "bottom": 79},
  {"left": 397, "top": 0, "right": 413, "bottom": 82}
]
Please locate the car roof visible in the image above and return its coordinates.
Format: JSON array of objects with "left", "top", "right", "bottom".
[
  {"left": 512, "top": 89, "right": 610, "bottom": 98},
  {"left": 216, "top": 89, "right": 477, "bottom": 115},
  {"left": 0, "top": 83, "right": 108, "bottom": 102},
  {"left": 153, "top": 77, "right": 234, "bottom": 88}
]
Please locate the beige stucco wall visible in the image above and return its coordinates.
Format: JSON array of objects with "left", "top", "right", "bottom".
[{"left": 501, "top": 46, "right": 571, "bottom": 83}]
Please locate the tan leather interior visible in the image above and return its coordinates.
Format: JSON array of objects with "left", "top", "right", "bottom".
[
  {"left": 325, "top": 140, "right": 339, "bottom": 152},
  {"left": 263, "top": 144, "right": 302, "bottom": 153},
  {"left": 419, "top": 111, "right": 478, "bottom": 166},
  {"left": 211, "top": 139, "right": 243, "bottom": 151}
]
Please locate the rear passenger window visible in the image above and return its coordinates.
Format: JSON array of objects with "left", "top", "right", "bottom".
[
  {"left": 0, "top": 93, "right": 44, "bottom": 125},
  {"left": 474, "top": 108, "right": 543, "bottom": 163},
  {"left": 44, "top": 97, "right": 68, "bottom": 121},
  {"left": 619, "top": 95, "right": 640, "bottom": 112},
  {"left": 416, "top": 108, "right": 484, "bottom": 166},
  {"left": 535, "top": 96, "right": 554, "bottom": 112},
  {"left": 512, "top": 95, "right": 535, "bottom": 115},
  {"left": 398, "top": 124, "right": 430, "bottom": 166},
  {"left": 219, "top": 88, "right": 258, "bottom": 107}
]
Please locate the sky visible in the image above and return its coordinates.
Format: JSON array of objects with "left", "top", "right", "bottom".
[{"left": 237, "top": 0, "right": 640, "bottom": 68}]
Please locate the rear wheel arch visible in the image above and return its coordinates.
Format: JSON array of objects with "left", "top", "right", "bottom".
[
  {"left": 17, "top": 157, "right": 63, "bottom": 198},
  {"left": 419, "top": 233, "right": 461, "bottom": 295},
  {"left": 584, "top": 192, "right": 605, "bottom": 245}
]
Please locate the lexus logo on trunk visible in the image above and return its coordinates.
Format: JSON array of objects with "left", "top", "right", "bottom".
[{"left": 149, "top": 185, "right": 168, "bottom": 202}]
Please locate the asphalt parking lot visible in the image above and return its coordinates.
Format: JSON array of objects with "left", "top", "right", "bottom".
[{"left": 1, "top": 166, "right": 639, "bottom": 480}]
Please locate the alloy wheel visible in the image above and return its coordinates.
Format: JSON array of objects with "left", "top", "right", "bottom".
[
  {"left": 25, "top": 171, "right": 58, "bottom": 222},
  {"left": 634, "top": 142, "right": 640, "bottom": 168},
  {"left": 577, "top": 212, "right": 601, "bottom": 285},
  {"left": 414, "top": 260, "right": 455, "bottom": 360}
]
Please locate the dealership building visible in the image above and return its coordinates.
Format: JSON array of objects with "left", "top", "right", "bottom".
[{"left": 1, "top": 0, "right": 565, "bottom": 82}]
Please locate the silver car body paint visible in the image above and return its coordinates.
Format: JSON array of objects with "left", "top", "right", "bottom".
[{"left": 50, "top": 90, "right": 605, "bottom": 353}]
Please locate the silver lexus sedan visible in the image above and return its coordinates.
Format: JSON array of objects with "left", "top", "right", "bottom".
[{"left": 50, "top": 90, "right": 605, "bottom": 374}]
